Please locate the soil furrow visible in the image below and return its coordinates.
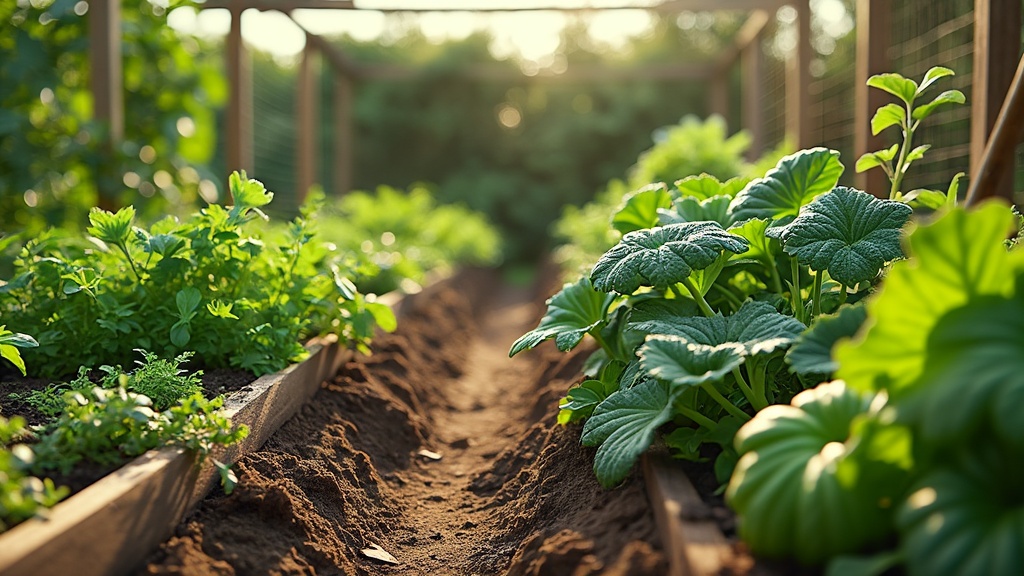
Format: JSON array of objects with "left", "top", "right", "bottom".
[{"left": 144, "top": 275, "right": 666, "bottom": 575}]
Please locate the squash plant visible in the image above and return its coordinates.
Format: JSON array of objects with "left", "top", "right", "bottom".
[{"left": 510, "top": 66, "right": 963, "bottom": 496}]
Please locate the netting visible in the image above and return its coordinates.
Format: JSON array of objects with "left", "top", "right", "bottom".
[{"left": 251, "top": 51, "right": 300, "bottom": 217}]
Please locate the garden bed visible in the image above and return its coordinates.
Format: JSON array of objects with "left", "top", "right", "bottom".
[
  {"left": 0, "top": 332, "right": 351, "bottom": 576},
  {"left": 142, "top": 270, "right": 680, "bottom": 575}
]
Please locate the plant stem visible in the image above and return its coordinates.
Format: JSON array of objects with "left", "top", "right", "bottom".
[
  {"left": 889, "top": 106, "right": 916, "bottom": 199},
  {"left": 750, "top": 361, "right": 769, "bottom": 410},
  {"left": 839, "top": 285, "right": 848, "bottom": 306},
  {"left": 732, "top": 366, "right": 765, "bottom": 410},
  {"left": 679, "top": 277, "right": 716, "bottom": 318},
  {"left": 117, "top": 243, "right": 142, "bottom": 283},
  {"left": 766, "top": 252, "right": 784, "bottom": 295},
  {"left": 711, "top": 283, "right": 743, "bottom": 312},
  {"left": 812, "top": 268, "right": 824, "bottom": 319},
  {"left": 790, "top": 259, "right": 805, "bottom": 324},
  {"left": 589, "top": 329, "right": 617, "bottom": 360},
  {"left": 677, "top": 405, "right": 718, "bottom": 430},
  {"left": 700, "top": 381, "right": 751, "bottom": 422}
]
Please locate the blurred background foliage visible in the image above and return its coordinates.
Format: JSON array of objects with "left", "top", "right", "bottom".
[
  {"left": 1, "top": 1, "right": 820, "bottom": 266},
  {"left": 0, "top": 0, "right": 225, "bottom": 238}
]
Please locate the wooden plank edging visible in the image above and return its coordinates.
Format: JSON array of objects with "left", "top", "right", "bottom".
[
  {"left": 0, "top": 336, "right": 351, "bottom": 576},
  {"left": 642, "top": 454, "right": 735, "bottom": 576}
]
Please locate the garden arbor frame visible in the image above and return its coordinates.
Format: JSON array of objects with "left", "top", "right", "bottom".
[{"left": 86, "top": 0, "right": 1023, "bottom": 204}]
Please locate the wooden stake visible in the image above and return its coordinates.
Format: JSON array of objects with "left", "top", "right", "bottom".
[{"left": 854, "top": 0, "right": 892, "bottom": 198}]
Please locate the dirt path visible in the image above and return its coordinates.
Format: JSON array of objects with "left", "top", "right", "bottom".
[{"left": 144, "top": 273, "right": 666, "bottom": 575}]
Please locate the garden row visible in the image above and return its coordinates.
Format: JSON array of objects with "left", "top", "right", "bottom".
[
  {"left": 0, "top": 174, "right": 501, "bottom": 553},
  {"left": 516, "top": 66, "right": 1024, "bottom": 575}
]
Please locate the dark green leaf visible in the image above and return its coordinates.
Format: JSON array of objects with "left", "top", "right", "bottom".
[
  {"left": 730, "top": 148, "right": 845, "bottom": 222},
  {"left": 510, "top": 277, "right": 616, "bottom": 356},
  {"left": 639, "top": 337, "right": 744, "bottom": 388},
  {"left": 771, "top": 187, "right": 912, "bottom": 286},
  {"left": 786, "top": 304, "right": 868, "bottom": 375},
  {"left": 175, "top": 287, "right": 202, "bottom": 319},
  {"left": 673, "top": 195, "right": 734, "bottom": 227},
  {"left": 633, "top": 300, "right": 805, "bottom": 357},
  {"left": 581, "top": 379, "right": 679, "bottom": 487},
  {"left": 591, "top": 222, "right": 748, "bottom": 294}
]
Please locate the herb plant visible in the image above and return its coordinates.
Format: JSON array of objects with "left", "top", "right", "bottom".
[
  {"left": 0, "top": 325, "right": 37, "bottom": 376},
  {"left": 0, "top": 172, "right": 394, "bottom": 379},
  {"left": 0, "top": 416, "right": 68, "bottom": 533},
  {"left": 31, "top": 386, "right": 248, "bottom": 492}
]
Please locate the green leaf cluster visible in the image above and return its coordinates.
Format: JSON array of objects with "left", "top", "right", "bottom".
[
  {"left": 856, "top": 67, "right": 966, "bottom": 200},
  {"left": 30, "top": 386, "right": 248, "bottom": 485},
  {"left": 729, "top": 202, "right": 1024, "bottom": 574},
  {"left": 0, "top": 324, "right": 38, "bottom": 376},
  {"left": 0, "top": 173, "right": 394, "bottom": 378},
  {"left": 515, "top": 66, "right": 965, "bottom": 494},
  {"left": 0, "top": 415, "right": 68, "bottom": 533},
  {"left": 313, "top": 183, "right": 502, "bottom": 295}
]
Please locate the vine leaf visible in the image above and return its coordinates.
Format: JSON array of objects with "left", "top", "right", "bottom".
[
  {"left": 786, "top": 304, "right": 868, "bottom": 375},
  {"left": 769, "top": 187, "right": 912, "bottom": 287},
  {"left": 581, "top": 379, "right": 679, "bottom": 487},
  {"left": 632, "top": 300, "right": 806, "bottom": 358},
  {"left": 639, "top": 337, "right": 744, "bottom": 388},
  {"left": 730, "top": 148, "right": 844, "bottom": 222},
  {"left": 671, "top": 195, "right": 734, "bottom": 228},
  {"left": 611, "top": 183, "right": 672, "bottom": 234},
  {"left": 590, "top": 222, "right": 749, "bottom": 294},
  {"left": 509, "top": 277, "right": 616, "bottom": 356}
]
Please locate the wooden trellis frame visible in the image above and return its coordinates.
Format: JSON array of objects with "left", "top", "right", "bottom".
[{"left": 87, "top": 0, "right": 1021, "bottom": 203}]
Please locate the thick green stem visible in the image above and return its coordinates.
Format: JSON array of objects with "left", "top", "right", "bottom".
[
  {"left": 700, "top": 381, "right": 751, "bottom": 422},
  {"left": 589, "top": 329, "right": 618, "bottom": 360},
  {"left": 679, "top": 276, "right": 716, "bottom": 318},
  {"left": 732, "top": 366, "right": 765, "bottom": 410},
  {"left": 839, "top": 285, "right": 848, "bottom": 306},
  {"left": 790, "top": 259, "right": 805, "bottom": 324},
  {"left": 677, "top": 406, "right": 718, "bottom": 430},
  {"left": 750, "top": 362, "right": 769, "bottom": 410},
  {"left": 812, "top": 268, "right": 824, "bottom": 319}
]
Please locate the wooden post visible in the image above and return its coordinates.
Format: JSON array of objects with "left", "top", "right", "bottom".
[
  {"left": 225, "top": 4, "right": 253, "bottom": 202},
  {"left": 708, "top": 73, "right": 730, "bottom": 128},
  {"left": 741, "top": 31, "right": 764, "bottom": 160},
  {"left": 297, "top": 36, "right": 319, "bottom": 204},
  {"left": 854, "top": 0, "right": 892, "bottom": 198},
  {"left": 333, "top": 74, "right": 354, "bottom": 196},
  {"left": 969, "top": 0, "right": 1021, "bottom": 201},
  {"left": 967, "top": 54, "right": 1024, "bottom": 204},
  {"left": 786, "top": 0, "right": 811, "bottom": 148},
  {"left": 89, "top": 0, "right": 123, "bottom": 210}
]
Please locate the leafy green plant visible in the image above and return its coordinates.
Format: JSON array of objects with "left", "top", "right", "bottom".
[
  {"left": 315, "top": 184, "right": 502, "bottom": 295},
  {"left": 0, "top": 415, "right": 68, "bottom": 533},
  {"left": 727, "top": 202, "right": 1024, "bottom": 574},
  {"left": 31, "top": 386, "right": 248, "bottom": 492},
  {"left": 855, "top": 66, "right": 966, "bottom": 199},
  {"left": 0, "top": 325, "right": 37, "bottom": 376},
  {"left": 1, "top": 172, "right": 394, "bottom": 379},
  {"left": 515, "top": 66, "right": 965, "bottom": 493}
]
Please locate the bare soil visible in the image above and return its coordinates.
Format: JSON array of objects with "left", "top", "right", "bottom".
[{"left": 142, "top": 271, "right": 668, "bottom": 575}]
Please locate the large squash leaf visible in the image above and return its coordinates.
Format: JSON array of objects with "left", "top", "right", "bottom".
[
  {"left": 730, "top": 148, "right": 844, "bottom": 222},
  {"left": 590, "top": 222, "right": 749, "bottom": 294},
  {"left": 769, "top": 187, "right": 912, "bottom": 287},
  {"left": 674, "top": 173, "right": 748, "bottom": 201},
  {"left": 509, "top": 277, "right": 617, "bottom": 356},
  {"left": 581, "top": 378, "right": 680, "bottom": 487},
  {"left": 631, "top": 300, "right": 805, "bottom": 357},
  {"left": 639, "top": 338, "right": 744, "bottom": 388}
]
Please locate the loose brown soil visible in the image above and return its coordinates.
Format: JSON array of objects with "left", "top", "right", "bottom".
[{"left": 142, "top": 272, "right": 668, "bottom": 575}]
